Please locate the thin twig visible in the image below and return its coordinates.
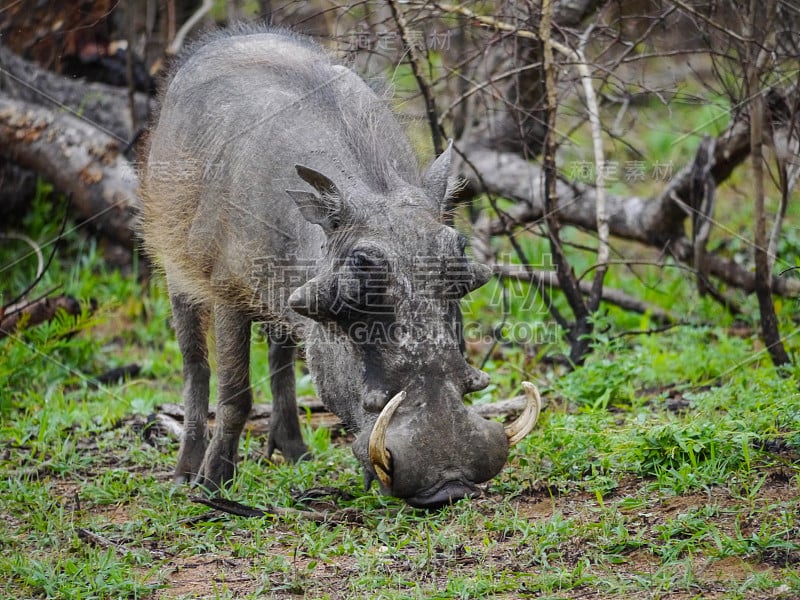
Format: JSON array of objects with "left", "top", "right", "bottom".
[
  {"left": 125, "top": 3, "right": 137, "bottom": 133},
  {"left": 387, "top": 0, "right": 443, "bottom": 155},
  {"left": 495, "top": 263, "right": 674, "bottom": 324},
  {"left": 575, "top": 24, "right": 608, "bottom": 313},
  {"left": 668, "top": 0, "right": 750, "bottom": 44},
  {"left": 167, "top": 0, "right": 213, "bottom": 55},
  {"left": 749, "top": 0, "right": 790, "bottom": 366},
  {"left": 3, "top": 195, "right": 70, "bottom": 311},
  {"left": 1, "top": 232, "right": 43, "bottom": 281},
  {"left": 77, "top": 528, "right": 131, "bottom": 556},
  {"left": 454, "top": 143, "right": 570, "bottom": 331},
  {"left": 431, "top": 2, "right": 575, "bottom": 60},
  {"left": 189, "top": 495, "right": 363, "bottom": 525},
  {"left": 688, "top": 136, "right": 717, "bottom": 297},
  {"left": 610, "top": 322, "right": 689, "bottom": 340},
  {"left": 768, "top": 121, "right": 797, "bottom": 271},
  {"left": 438, "top": 62, "right": 543, "bottom": 124},
  {"left": 540, "top": 0, "right": 591, "bottom": 364},
  {"left": 479, "top": 279, "right": 509, "bottom": 370}
]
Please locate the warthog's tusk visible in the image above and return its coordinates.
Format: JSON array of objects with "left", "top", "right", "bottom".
[
  {"left": 368, "top": 390, "right": 406, "bottom": 489},
  {"left": 504, "top": 381, "right": 542, "bottom": 445}
]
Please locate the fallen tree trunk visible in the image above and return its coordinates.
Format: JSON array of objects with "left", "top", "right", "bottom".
[
  {"left": 458, "top": 93, "right": 800, "bottom": 297},
  {"left": 493, "top": 263, "right": 674, "bottom": 323},
  {"left": 0, "top": 44, "right": 152, "bottom": 142},
  {"left": 0, "top": 295, "right": 81, "bottom": 339},
  {"left": 459, "top": 111, "right": 753, "bottom": 246},
  {"left": 0, "top": 95, "right": 141, "bottom": 248}
]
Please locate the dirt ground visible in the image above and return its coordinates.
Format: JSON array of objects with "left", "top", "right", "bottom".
[{"left": 113, "top": 467, "right": 797, "bottom": 599}]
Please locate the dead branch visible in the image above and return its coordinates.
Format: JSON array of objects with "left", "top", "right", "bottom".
[
  {"left": 459, "top": 101, "right": 758, "bottom": 245},
  {"left": 681, "top": 134, "right": 738, "bottom": 310},
  {"left": 158, "top": 396, "right": 327, "bottom": 422},
  {"left": 387, "top": 0, "right": 443, "bottom": 155},
  {"left": 0, "top": 95, "right": 141, "bottom": 248},
  {"left": 0, "top": 45, "right": 151, "bottom": 142},
  {"left": 459, "top": 89, "right": 800, "bottom": 298},
  {"left": 666, "top": 237, "right": 796, "bottom": 296},
  {"left": 431, "top": 2, "right": 576, "bottom": 60},
  {"left": 166, "top": 0, "right": 214, "bottom": 56},
  {"left": 189, "top": 495, "right": 363, "bottom": 525},
  {"left": 768, "top": 90, "right": 799, "bottom": 271},
  {"left": 150, "top": 413, "right": 185, "bottom": 440},
  {"left": 494, "top": 264, "right": 674, "bottom": 324},
  {"left": 669, "top": 0, "right": 750, "bottom": 44},
  {"left": 93, "top": 363, "right": 141, "bottom": 386},
  {"left": 541, "top": 0, "right": 592, "bottom": 365},
  {"left": 77, "top": 528, "right": 131, "bottom": 556},
  {"left": 0, "top": 295, "right": 81, "bottom": 339},
  {"left": 748, "top": 0, "right": 790, "bottom": 366},
  {"left": 154, "top": 397, "right": 340, "bottom": 439},
  {"left": 156, "top": 391, "right": 542, "bottom": 438},
  {"left": 576, "top": 24, "right": 608, "bottom": 312},
  {"left": 431, "top": 0, "right": 601, "bottom": 156}
]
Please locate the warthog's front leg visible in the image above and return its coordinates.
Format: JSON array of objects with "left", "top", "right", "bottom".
[
  {"left": 265, "top": 327, "right": 309, "bottom": 462},
  {"left": 195, "top": 305, "right": 252, "bottom": 492},
  {"left": 170, "top": 293, "right": 210, "bottom": 485}
]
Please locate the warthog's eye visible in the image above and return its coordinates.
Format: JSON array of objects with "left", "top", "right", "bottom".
[
  {"left": 350, "top": 252, "right": 372, "bottom": 269},
  {"left": 334, "top": 247, "right": 391, "bottom": 319},
  {"left": 348, "top": 247, "right": 386, "bottom": 272}
]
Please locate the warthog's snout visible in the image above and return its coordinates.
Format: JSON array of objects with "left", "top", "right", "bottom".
[{"left": 365, "top": 383, "right": 542, "bottom": 509}]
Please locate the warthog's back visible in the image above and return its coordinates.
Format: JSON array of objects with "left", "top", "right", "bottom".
[{"left": 141, "top": 26, "right": 419, "bottom": 313}]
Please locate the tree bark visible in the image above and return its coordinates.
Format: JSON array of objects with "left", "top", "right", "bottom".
[
  {"left": 0, "top": 44, "right": 152, "bottom": 143},
  {"left": 0, "top": 95, "right": 141, "bottom": 248}
]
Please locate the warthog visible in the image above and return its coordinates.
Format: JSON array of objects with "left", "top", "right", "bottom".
[{"left": 141, "top": 26, "right": 539, "bottom": 509}]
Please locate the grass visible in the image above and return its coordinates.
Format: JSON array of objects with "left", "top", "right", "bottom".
[{"left": 2, "top": 98, "right": 800, "bottom": 600}]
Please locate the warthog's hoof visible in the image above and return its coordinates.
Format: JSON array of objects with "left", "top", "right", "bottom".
[
  {"left": 267, "top": 436, "right": 310, "bottom": 464},
  {"left": 174, "top": 438, "right": 207, "bottom": 486},
  {"left": 190, "top": 436, "right": 238, "bottom": 493}
]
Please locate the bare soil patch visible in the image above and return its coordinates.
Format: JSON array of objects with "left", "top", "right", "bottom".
[{"left": 127, "top": 467, "right": 799, "bottom": 599}]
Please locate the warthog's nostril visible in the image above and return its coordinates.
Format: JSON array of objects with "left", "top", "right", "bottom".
[{"left": 363, "top": 389, "right": 390, "bottom": 413}]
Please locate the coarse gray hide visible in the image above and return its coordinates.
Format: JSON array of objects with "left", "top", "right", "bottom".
[{"left": 141, "top": 26, "right": 511, "bottom": 509}]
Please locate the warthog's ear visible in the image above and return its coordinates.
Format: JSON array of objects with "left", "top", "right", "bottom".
[
  {"left": 422, "top": 140, "right": 453, "bottom": 211},
  {"left": 286, "top": 165, "right": 343, "bottom": 235}
]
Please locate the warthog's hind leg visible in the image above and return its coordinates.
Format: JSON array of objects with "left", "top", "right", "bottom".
[{"left": 170, "top": 293, "right": 211, "bottom": 485}]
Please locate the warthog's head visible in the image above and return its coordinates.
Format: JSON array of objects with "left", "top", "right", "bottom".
[{"left": 286, "top": 144, "right": 539, "bottom": 508}]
